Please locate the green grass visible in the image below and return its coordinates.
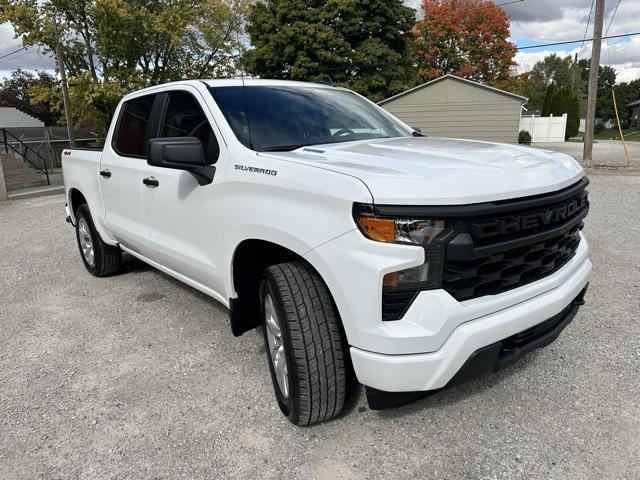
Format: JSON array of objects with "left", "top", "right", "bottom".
[{"left": 593, "top": 127, "right": 640, "bottom": 142}]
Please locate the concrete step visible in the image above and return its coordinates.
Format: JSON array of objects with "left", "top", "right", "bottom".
[
  {"left": 6, "top": 175, "right": 47, "bottom": 185},
  {"left": 6, "top": 179, "right": 48, "bottom": 190},
  {"left": 4, "top": 168, "right": 42, "bottom": 180},
  {"left": 4, "top": 170, "right": 36, "bottom": 179},
  {"left": 2, "top": 160, "right": 27, "bottom": 168},
  {"left": 7, "top": 184, "right": 64, "bottom": 200},
  {"left": 5, "top": 173, "right": 47, "bottom": 184},
  {"left": 6, "top": 176, "right": 45, "bottom": 186}
]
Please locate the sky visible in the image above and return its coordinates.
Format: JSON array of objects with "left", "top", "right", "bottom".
[{"left": 0, "top": 0, "right": 639, "bottom": 83}]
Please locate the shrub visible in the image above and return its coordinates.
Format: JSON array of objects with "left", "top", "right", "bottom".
[
  {"left": 518, "top": 129, "right": 532, "bottom": 144},
  {"left": 594, "top": 123, "right": 605, "bottom": 135},
  {"left": 565, "top": 93, "right": 580, "bottom": 139}
]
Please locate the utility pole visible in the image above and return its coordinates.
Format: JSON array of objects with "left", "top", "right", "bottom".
[
  {"left": 52, "top": 14, "right": 75, "bottom": 148},
  {"left": 571, "top": 52, "right": 578, "bottom": 93},
  {"left": 583, "top": 0, "right": 605, "bottom": 163}
]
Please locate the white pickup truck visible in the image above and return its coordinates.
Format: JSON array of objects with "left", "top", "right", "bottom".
[{"left": 63, "top": 79, "right": 591, "bottom": 425}]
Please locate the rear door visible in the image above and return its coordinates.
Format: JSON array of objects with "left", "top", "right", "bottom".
[
  {"left": 100, "top": 93, "right": 156, "bottom": 253},
  {"left": 140, "top": 87, "right": 226, "bottom": 292}
]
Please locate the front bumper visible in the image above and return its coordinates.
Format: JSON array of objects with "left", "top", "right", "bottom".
[
  {"left": 350, "top": 253, "right": 591, "bottom": 394},
  {"left": 365, "top": 285, "right": 588, "bottom": 409}
]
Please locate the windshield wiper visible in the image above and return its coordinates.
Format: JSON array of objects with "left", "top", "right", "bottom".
[{"left": 260, "top": 144, "right": 309, "bottom": 152}]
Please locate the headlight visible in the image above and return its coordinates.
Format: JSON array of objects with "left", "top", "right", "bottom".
[
  {"left": 355, "top": 216, "right": 447, "bottom": 245},
  {"left": 353, "top": 203, "right": 454, "bottom": 321}
]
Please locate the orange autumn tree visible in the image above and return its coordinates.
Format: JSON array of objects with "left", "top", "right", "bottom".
[{"left": 412, "top": 0, "right": 517, "bottom": 86}]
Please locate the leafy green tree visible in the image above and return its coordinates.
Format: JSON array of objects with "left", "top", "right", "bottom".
[
  {"left": 612, "top": 78, "right": 640, "bottom": 125},
  {"left": 243, "top": 0, "right": 418, "bottom": 102},
  {"left": 0, "top": 0, "right": 248, "bottom": 134},
  {"left": 542, "top": 83, "right": 556, "bottom": 117},
  {"left": 577, "top": 59, "right": 617, "bottom": 120},
  {"left": 542, "top": 85, "right": 580, "bottom": 139},
  {"left": 515, "top": 54, "right": 583, "bottom": 111},
  {"left": 0, "top": 69, "right": 59, "bottom": 125}
]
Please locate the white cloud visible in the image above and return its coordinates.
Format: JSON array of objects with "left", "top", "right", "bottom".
[
  {"left": 0, "top": 23, "right": 56, "bottom": 77},
  {"left": 515, "top": 47, "right": 582, "bottom": 73},
  {"left": 502, "top": 0, "right": 640, "bottom": 83}
]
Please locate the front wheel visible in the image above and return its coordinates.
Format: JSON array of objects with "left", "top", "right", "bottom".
[
  {"left": 74, "top": 204, "right": 122, "bottom": 277},
  {"left": 260, "top": 261, "right": 347, "bottom": 426}
]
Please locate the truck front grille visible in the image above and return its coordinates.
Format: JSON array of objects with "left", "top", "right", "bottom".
[
  {"left": 441, "top": 179, "right": 589, "bottom": 302},
  {"left": 443, "top": 224, "right": 582, "bottom": 300}
]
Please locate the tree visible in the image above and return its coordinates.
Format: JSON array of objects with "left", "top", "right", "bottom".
[
  {"left": 542, "top": 83, "right": 556, "bottom": 117},
  {"left": 577, "top": 59, "right": 617, "bottom": 121},
  {"left": 0, "top": 69, "right": 59, "bottom": 125},
  {"left": 542, "top": 85, "right": 580, "bottom": 139},
  {"left": 611, "top": 78, "right": 640, "bottom": 126},
  {"left": 514, "top": 54, "right": 584, "bottom": 111},
  {"left": 0, "top": 0, "right": 249, "bottom": 134},
  {"left": 243, "top": 0, "right": 418, "bottom": 102},
  {"left": 411, "top": 0, "right": 516, "bottom": 86}
]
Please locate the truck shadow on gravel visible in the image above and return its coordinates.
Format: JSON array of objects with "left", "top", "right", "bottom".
[
  {"left": 109, "top": 253, "right": 541, "bottom": 423},
  {"left": 371, "top": 357, "right": 539, "bottom": 420}
]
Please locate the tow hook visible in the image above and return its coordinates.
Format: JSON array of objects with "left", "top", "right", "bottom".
[{"left": 572, "top": 283, "right": 589, "bottom": 306}]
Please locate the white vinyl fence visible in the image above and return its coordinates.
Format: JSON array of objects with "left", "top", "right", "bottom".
[{"left": 519, "top": 114, "right": 567, "bottom": 143}]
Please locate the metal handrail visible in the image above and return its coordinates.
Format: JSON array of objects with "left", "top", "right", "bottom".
[{"left": 2, "top": 128, "right": 50, "bottom": 185}]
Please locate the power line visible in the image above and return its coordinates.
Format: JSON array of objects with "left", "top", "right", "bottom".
[
  {"left": 578, "top": 0, "right": 595, "bottom": 57},
  {"left": 604, "top": 0, "right": 623, "bottom": 65},
  {"left": 605, "top": 0, "right": 623, "bottom": 36},
  {"left": 496, "top": 0, "right": 524, "bottom": 6},
  {"left": 0, "top": 48, "right": 35, "bottom": 66},
  {"left": 516, "top": 31, "right": 640, "bottom": 50},
  {"left": 0, "top": 46, "right": 27, "bottom": 61}
]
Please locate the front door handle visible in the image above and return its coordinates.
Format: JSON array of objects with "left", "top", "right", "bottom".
[
  {"left": 143, "top": 177, "right": 159, "bottom": 187},
  {"left": 100, "top": 169, "right": 111, "bottom": 178}
]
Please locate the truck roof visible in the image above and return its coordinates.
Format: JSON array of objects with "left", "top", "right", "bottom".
[{"left": 125, "top": 78, "right": 334, "bottom": 99}]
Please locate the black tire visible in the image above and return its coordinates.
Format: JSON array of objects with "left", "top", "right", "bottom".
[
  {"left": 260, "top": 261, "right": 347, "bottom": 426},
  {"left": 74, "top": 204, "right": 122, "bottom": 277}
]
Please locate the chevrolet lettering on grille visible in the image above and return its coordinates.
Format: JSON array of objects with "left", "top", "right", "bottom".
[{"left": 471, "top": 195, "right": 588, "bottom": 240}]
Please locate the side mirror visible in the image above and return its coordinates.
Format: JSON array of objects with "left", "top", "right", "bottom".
[{"left": 147, "top": 137, "right": 215, "bottom": 185}]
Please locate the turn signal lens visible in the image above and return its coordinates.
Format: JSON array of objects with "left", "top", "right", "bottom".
[
  {"left": 355, "top": 215, "right": 447, "bottom": 246},
  {"left": 355, "top": 216, "right": 396, "bottom": 243}
]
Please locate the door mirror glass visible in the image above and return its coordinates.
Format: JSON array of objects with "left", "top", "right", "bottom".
[{"left": 147, "top": 137, "right": 215, "bottom": 185}]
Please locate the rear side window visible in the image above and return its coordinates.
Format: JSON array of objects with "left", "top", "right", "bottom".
[
  {"left": 159, "top": 91, "right": 219, "bottom": 164},
  {"left": 114, "top": 94, "right": 155, "bottom": 157}
]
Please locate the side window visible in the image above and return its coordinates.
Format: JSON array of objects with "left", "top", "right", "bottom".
[
  {"left": 114, "top": 94, "right": 155, "bottom": 157},
  {"left": 160, "top": 91, "right": 220, "bottom": 164}
]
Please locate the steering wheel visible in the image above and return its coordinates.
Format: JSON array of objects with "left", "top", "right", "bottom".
[
  {"left": 332, "top": 128, "right": 355, "bottom": 137},
  {"left": 188, "top": 119, "right": 208, "bottom": 137}
]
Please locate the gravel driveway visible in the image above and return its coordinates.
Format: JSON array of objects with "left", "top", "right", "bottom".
[
  {"left": 531, "top": 139, "right": 639, "bottom": 169},
  {"left": 1, "top": 175, "right": 639, "bottom": 480}
]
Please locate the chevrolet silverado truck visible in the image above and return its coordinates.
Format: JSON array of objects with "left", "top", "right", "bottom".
[{"left": 62, "top": 79, "right": 591, "bottom": 425}]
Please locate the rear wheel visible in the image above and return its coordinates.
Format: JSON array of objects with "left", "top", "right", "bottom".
[
  {"left": 74, "top": 204, "right": 122, "bottom": 276},
  {"left": 260, "top": 261, "right": 347, "bottom": 426}
]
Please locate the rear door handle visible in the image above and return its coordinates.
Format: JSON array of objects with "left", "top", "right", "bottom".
[
  {"left": 100, "top": 169, "right": 111, "bottom": 178},
  {"left": 142, "top": 177, "right": 159, "bottom": 187}
]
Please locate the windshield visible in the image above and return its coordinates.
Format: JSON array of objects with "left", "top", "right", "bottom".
[{"left": 208, "top": 85, "right": 414, "bottom": 151}]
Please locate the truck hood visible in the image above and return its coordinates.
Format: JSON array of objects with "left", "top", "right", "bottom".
[{"left": 259, "top": 137, "right": 584, "bottom": 205}]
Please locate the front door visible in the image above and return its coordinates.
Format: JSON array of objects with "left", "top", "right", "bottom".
[
  {"left": 140, "top": 88, "right": 226, "bottom": 293},
  {"left": 100, "top": 93, "right": 156, "bottom": 254}
]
